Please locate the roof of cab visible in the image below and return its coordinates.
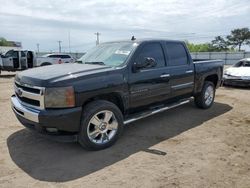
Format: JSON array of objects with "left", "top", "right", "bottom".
[
  {"left": 102, "top": 38, "right": 185, "bottom": 44},
  {"left": 240, "top": 58, "right": 250, "bottom": 62}
]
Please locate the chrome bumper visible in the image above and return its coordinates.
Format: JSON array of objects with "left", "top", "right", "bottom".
[{"left": 11, "top": 95, "right": 40, "bottom": 123}]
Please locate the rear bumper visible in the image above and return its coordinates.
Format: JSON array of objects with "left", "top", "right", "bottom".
[
  {"left": 11, "top": 95, "right": 82, "bottom": 136},
  {"left": 223, "top": 79, "right": 250, "bottom": 87}
]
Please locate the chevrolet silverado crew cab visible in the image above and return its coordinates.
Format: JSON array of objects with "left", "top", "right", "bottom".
[{"left": 11, "top": 39, "right": 223, "bottom": 150}]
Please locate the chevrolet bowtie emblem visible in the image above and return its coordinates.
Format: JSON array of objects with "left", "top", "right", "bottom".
[{"left": 17, "top": 88, "right": 23, "bottom": 97}]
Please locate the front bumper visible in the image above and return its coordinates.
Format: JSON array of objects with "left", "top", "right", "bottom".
[
  {"left": 11, "top": 95, "right": 82, "bottom": 136},
  {"left": 223, "top": 79, "right": 250, "bottom": 87}
]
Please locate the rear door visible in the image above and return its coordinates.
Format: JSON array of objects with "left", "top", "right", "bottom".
[
  {"left": 128, "top": 42, "right": 171, "bottom": 109},
  {"left": 165, "top": 42, "right": 194, "bottom": 97}
]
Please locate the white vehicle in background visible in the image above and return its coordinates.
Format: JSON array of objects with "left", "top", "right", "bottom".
[
  {"left": 223, "top": 58, "right": 250, "bottom": 87},
  {"left": 0, "top": 55, "right": 2, "bottom": 74},
  {"left": 36, "top": 54, "right": 75, "bottom": 66}
]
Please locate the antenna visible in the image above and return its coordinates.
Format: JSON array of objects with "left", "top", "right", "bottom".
[{"left": 131, "top": 36, "right": 136, "bottom": 41}]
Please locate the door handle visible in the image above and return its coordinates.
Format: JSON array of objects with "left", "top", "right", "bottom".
[
  {"left": 160, "top": 74, "right": 170, "bottom": 78},
  {"left": 186, "top": 70, "right": 193, "bottom": 73}
]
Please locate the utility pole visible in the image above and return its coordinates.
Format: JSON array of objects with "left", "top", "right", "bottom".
[
  {"left": 94, "top": 32, "right": 101, "bottom": 45},
  {"left": 57, "top": 40, "right": 62, "bottom": 53},
  {"left": 68, "top": 30, "right": 71, "bottom": 53},
  {"left": 36, "top": 43, "right": 40, "bottom": 53}
]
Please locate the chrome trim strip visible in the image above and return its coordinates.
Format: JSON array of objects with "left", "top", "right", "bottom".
[
  {"left": 15, "top": 80, "right": 44, "bottom": 90},
  {"left": 171, "top": 82, "right": 194, "bottom": 90},
  {"left": 124, "top": 99, "right": 190, "bottom": 124},
  {"left": 185, "top": 70, "right": 193, "bottom": 73},
  {"left": 11, "top": 95, "right": 39, "bottom": 123},
  {"left": 14, "top": 85, "right": 41, "bottom": 100},
  {"left": 160, "top": 74, "right": 170, "bottom": 78}
]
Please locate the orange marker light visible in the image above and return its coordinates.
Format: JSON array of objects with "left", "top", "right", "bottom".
[{"left": 65, "top": 87, "right": 75, "bottom": 107}]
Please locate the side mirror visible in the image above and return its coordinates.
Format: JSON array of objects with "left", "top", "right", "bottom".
[
  {"left": 133, "top": 57, "right": 157, "bottom": 72},
  {"left": 0, "top": 54, "right": 5, "bottom": 58}
]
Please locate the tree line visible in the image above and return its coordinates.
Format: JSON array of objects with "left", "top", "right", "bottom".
[
  {"left": 0, "top": 37, "right": 13, "bottom": 47},
  {"left": 187, "top": 27, "right": 250, "bottom": 52}
]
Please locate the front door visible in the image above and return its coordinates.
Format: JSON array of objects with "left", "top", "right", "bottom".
[
  {"left": 2, "top": 50, "right": 15, "bottom": 68},
  {"left": 128, "top": 42, "right": 171, "bottom": 109}
]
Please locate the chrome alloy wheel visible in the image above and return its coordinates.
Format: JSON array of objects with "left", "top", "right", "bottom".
[
  {"left": 87, "top": 110, "right": 118, "bottom": 144},
  {"left": 204, "top": 85, "right": 214, "bottom": 106}
]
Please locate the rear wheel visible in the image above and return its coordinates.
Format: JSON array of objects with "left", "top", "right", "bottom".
[
  {"left": 194, "top": 81, "right": 215, "bottom": 109},
  {"left": 78, "top": 100, "right": 124, "bottom": 150}
]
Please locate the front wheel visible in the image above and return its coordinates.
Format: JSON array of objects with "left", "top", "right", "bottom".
[
  {"left": 78, "top": 100, "right": 124, "bottom": 150},
  {"left": 194, "top": 81, "right": 215, "bottom": 109}
]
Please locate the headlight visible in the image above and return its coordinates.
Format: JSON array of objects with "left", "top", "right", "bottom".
[
  {"left": 223, "top": 73, "right": 239, "bottom": 79},
  {"left": 45, "top": 86, "right": 75, "bottom": 108}
]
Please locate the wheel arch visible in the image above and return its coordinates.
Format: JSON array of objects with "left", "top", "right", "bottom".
[
  {"left": 82, "top": 93, "right": 126, "bottom": 114},
  {"left": 204, "top": 74, "right": 218, "bottom": 87}
]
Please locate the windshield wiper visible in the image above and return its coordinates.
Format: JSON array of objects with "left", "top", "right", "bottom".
[{"left": 85, "top": 61, "right": 105, "bottom": 65}]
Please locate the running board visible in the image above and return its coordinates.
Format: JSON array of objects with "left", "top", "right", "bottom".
[{"left": 124, "top": 99, "right": 191, "bottom": 124}]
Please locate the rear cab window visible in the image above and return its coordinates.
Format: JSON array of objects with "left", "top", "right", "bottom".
[{"left": 165, "top": 42, "right": 189, "bottom": 66}]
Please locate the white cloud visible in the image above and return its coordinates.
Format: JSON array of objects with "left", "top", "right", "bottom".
[{"left": 0, "top": 0, "right": 249, "bottom": 51}]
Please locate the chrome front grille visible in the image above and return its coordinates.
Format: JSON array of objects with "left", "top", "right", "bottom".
[{"left": 14, "top": 81, "right": 45, "bottom": 109}]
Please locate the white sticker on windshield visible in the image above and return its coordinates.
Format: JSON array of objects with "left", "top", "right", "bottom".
[{"left": 115, "top": 50, "right": 130, "bottom": 55}]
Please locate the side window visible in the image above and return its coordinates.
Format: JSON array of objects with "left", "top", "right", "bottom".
[
  {"left": 61, "top": 55, "right": 70, "bottom": 59},
  {"left": 12, "top": 51, "right": 18, "bottom": 58},
  {"left": 136, "top": 43, "right": 165, "bottom": 69},
  {"left": 48, "top": 55, "right": 59, "bottom": 58},
  {"left": 5, "top": 50, "right": 13, "bottom": 57},
  {"left": 21, "top": 51, "right": 26, "bottom": 57},
  {"left": 166, "top": 43, "right": 188, "bottom": 66}
]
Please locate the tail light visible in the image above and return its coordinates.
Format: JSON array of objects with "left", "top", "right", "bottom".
[{"left": 58, "top": 59, "right": 62, "bottom": 64}]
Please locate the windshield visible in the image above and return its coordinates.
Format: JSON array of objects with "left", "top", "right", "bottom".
[
  {"left": 78, "top": 42, "right": 137, "bottom": 67},
  {"left": 234, "top": 60, "right": 250, "bottom": 67},
  {"left": 42, "top": 54, "right": 50, "bottom": 57}
]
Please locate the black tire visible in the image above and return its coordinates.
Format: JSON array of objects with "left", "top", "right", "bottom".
[
  {"left": 78, "top": 100, "right": 124, "bottom": 150},
  {"left": 194, "top": 81, "right": 215, "bottom": 109}
]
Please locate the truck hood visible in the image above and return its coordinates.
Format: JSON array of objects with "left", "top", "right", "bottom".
[{"left": 15, "top": 63, "right": 114, "bottom": 86}]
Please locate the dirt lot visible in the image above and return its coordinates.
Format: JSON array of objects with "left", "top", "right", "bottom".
[{"left": 0, "top": 71, "right": 250, "bottom": 188}]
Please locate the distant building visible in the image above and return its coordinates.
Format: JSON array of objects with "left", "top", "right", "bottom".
[{"left": 0, "top": 41, "right": 22, "bottom": 54}]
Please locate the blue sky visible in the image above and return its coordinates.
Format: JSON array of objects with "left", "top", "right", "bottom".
[{"left": 0, "top": 0, "right": 250, "bottom": 52}]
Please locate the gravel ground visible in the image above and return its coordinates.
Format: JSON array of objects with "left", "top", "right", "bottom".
[{"left": 0, "top": 71, "right": 250, "bottom": 188}]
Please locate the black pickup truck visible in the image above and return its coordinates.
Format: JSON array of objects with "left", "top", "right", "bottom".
[{"left": 11, "top": 39, "right": 223, "bottom": 150}]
